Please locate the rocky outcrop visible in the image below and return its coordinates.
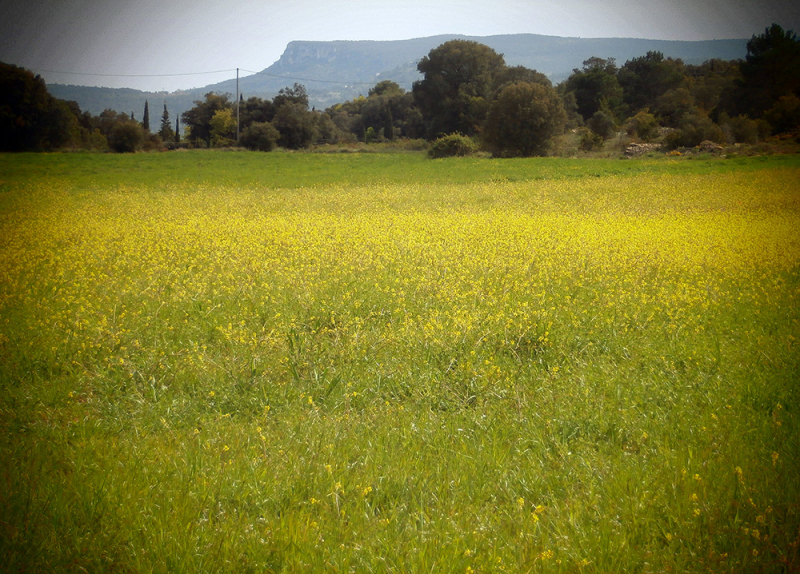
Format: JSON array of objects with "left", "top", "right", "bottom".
[{"left": 625, "top": 142, "right": 662, "bottom": 157}]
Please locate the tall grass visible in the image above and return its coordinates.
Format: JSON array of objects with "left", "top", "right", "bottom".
[{"left": 0, "top": 152, "right": 798, "bottom": 572}]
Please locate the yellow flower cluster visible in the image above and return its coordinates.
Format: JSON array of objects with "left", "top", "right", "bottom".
[{"left": 0, "top": 172, "right": 797, "bottom": 403}]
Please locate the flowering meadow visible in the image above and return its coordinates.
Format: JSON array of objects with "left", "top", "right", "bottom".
[{"left": 1, "top": 152, "right": 798, "bottom": 572}]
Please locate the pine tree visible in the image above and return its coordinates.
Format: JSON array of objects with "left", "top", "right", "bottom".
[
  {"left": 159, "top": 103, "right": 174, "bottom": 141},
  {"left": 142, "top": 101, "right": 150, "bottom": 131}
]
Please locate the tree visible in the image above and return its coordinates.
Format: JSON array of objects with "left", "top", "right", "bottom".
[
  {"left": 618, "top": 52, "right": 685, "bottom": 113},
  {"left": 142, "top": 100, "right": 150, "bottom": 131},
  {"left": 314, "top": 112, "right": 342, "bottom": 145},
  {"left": 239, "top": 96, "right": 276, "bottom": 131},
  {"left": 272, "top": 102, "right": 318, "bottom": 149},
  {"left": 181, "top": 93, "right": 232, "bottom": 146},
  {"left": 413, "top": 40, "right": 506, "bottom": 138},
  {"left": 158, "top": 103, "right": 174, "bottom": 141},
  {"left": 109, "top": 120, "right": 144, "bottom": 152},
  {"left": 369, "top": 80, "right": 405, "bottom": 98},
  {"left": 209, "top": 109, "right": 236, "bottom": 146},
  {"left": 685, "top": 59, "right": 740, "bottom": 113},
  {"left": 562, "top": 58, "right": 625, "bottom": 121},
  {"left": 654, "top": 87, "right": 695, "bottom": 127},
  {"left": 273, "top": 83, "right": 309, "bottom": 110},
  {"left": 734, "top": 24, "right": 800, "bottom": 126},
  {"left": 0, "top": 62, "right": 81, "bottom": 150},
  {"left": 625, "top": 110, "right": 659, "bottom": 141},
  {"left": 240, "top": 121, "right": 280, "bottom": 151},
  {"left": 664, "top": 111, "right": 725, "bottom": 149},
  {"left": 482, "top": 82, "right": 567, "bottom": 157},
  {"left": 493, "top": 66, "right": 551, "bottom": 93},
  {"left": 587, "top": 109, "right": 617, "bottom": 140},
  {"left": 175, "top": 117, "right": 180, "bottom": 142}
]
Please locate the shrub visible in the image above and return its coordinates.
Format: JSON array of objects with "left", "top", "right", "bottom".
[
  {"left": 427, "top": 133, "right": 479, "bottom": 158},
  {"left": 142, "top": 133, "right": 163, "bottom": 152},
  {"left": 579, "top": 128, "right": 604, "bottom": 151},
  {"left": 240, "top": 122, "right": 280, "bottom": 152},
  {"left": 664, "top": 113, "right": 724, "bottom": 149},
  {"left": 482, "top": 81, "right": 567, "bottom": 157},
  {"left": 763, "top": 94, "right": 800, "bottom": 135},
  {"left": 588, "top": 110, "right": 617, "bottom": 140},
  {"left": 625, "top": 110, "right": 659, "bottom": 141},
  {"left": 722, "top": 114, "right": 760, "bottom": 144},
  {"left": 108, "top": 121, "right": 144, "bottom": 153},
  {"left": 272, "top": 103, "right": 318, "bottom": 149}
]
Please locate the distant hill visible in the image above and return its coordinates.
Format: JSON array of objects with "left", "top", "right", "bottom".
[{"left": 48, "top": 33, "right": 749, "bottom": 119}]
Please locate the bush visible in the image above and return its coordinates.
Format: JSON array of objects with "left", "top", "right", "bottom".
[
  {"left": 722, "top": 114, "right": 760, "bottom": 144},
  {"left": 142, "top": 133, "right": 163, "bottom": 152},
  {"left": 625, "top": 110, "right": 659, "bottom": 141},
  {"left": 763, "top": 94, "right": 800, "bottom": 135},
  {"left": 579, "top": 128, "right": 604, "bottom": 151},
  {"left": 482, "top": 82, "right": 567, "bottom": 157},
  {"left": 427, "top": 133, "right": 479, "bottom": 158},
  {"left": 664, "top": 113, "right": 724, "bottom": 149},
  {"left": 272, "top": 103, "right": 318, "bottom": 150},
  {"left": 108, "top": 121, "right": 144, "bottom": 153},
  {"left": 587, "top": 110, "right": 617, "bottom": 140},
  {"left": 240, "top": 122, "right": 280, "bottom": 151}
]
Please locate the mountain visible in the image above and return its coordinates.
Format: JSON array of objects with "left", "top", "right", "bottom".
[{"left": 48, "top": 33, "right": 749, "bottom": 118}]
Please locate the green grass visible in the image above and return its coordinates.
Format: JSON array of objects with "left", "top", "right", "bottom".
[
  {"left": 1, "top": 149, "right": 798, "bottom": 190},
  {"left": 0, "top": 150, "right": 798, "bottom": 573}
]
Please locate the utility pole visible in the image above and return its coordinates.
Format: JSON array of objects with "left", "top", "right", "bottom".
[{"left": 236, "top": 68, "right": 240, "bottom": 143}]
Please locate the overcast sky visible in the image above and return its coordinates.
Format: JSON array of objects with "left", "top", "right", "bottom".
[{"left": 1, "top": 0, "right": 798, "bottom": 92}]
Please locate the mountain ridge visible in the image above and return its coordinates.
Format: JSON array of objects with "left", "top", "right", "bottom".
[{"left": 47, "top": 33, "right": 749, "bottom": 120}]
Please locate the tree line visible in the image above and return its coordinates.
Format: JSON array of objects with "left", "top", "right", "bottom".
[{"left": 2, "top": 24, "right": 798, "bottom": 155}]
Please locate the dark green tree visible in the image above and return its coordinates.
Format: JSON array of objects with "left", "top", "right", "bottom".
[
  {"left": 384, "top": 106, "right": 395, "bottom": 141},
  {"left": 653, "top": 87, "right": 696, "bottom": 127},
  {"left": 369, "top": 80, "right": 405, "bottom": 98},
  {"left": 562, "top": 58, "right": 625, "bottom": 121},
  {"left": 587, "top": 109, "right": 617, "bottom": 140},
  {"left": 109, "top": 120, "right": 144, "bottom": 152},
  {"left": 239, "top": 97, "right": 276, "bottom": 131},
  {"left": 273, "top": 84, "right": 309, "bottom": 110},
  {"left": 240, "top": 121, "right": 280, "bottom": 151},
  {"left": 732, "top": 24, "right": 800, "bottom": 126},
  {"left": 0, "top": 62, "right": 80, "bottom": 150},
  {"left": 493, "top": 65, "right": 551, "bottom": 93},
  {"left": 664, "top": 111, "right": 724, "bottom": 149},
  {"left": 685, "top": 59, "right": 740, "bottom": 113},
  {"left": 618, "top": 52, "right": 685, "bottom": 113},
  {"left": 158, "top": 103, "right": 174, "bottom": 141},
  {"left": 413, "top": 40, "right": 506, "bottom": 138},
  {"left": 175, "top": 117, "right": 180, "bottom": 142},
  {"left": 142, "top": 100, "right": 150, "bottom": 131},
  {"left": 181, "top": 93, "right": 232, "bottom": 146},
  {"left": 272, "top": 102, "right": 318, "bottom": 149},
  {"left": 482, "top": 81, "right": 567, "bottom": 157}
]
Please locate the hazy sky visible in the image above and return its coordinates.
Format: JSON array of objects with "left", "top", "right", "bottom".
[{"left": 1, "top": 0, "right": 798, "bottom": 92}]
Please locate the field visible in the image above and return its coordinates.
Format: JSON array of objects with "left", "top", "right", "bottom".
[{"left": 1, "top": 151, "right": 799, "bottom": 572}]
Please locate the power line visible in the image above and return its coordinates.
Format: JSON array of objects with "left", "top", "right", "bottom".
[
  {"left": 239, "top": 68, "right": 377, "bottom": 86},
  {"left": 29, "top": 66, "right": 382, "bottom": 86},
  {"left": 32, "top": 67, "right": 239, "bottom": 78}
]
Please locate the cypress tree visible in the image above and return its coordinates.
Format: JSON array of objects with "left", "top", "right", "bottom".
[
  {"left": 159, "top": 103, "right": 173, "bottom": 140},
  {"left": 142, "top": 101, "right": 150, "bottom": 131},
  {"left": 175, "top": 117, "right": 180, "bottom": 142}
]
